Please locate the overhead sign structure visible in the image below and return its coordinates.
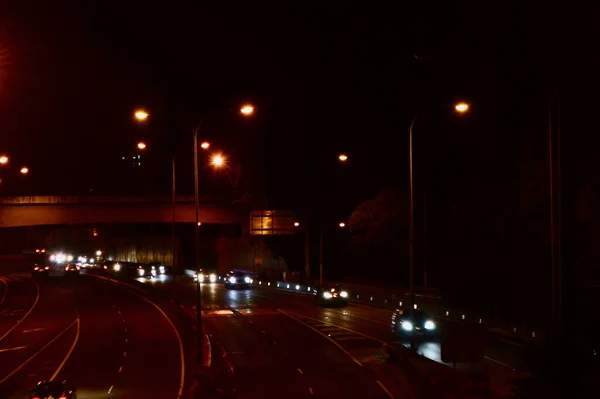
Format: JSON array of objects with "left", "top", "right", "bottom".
[{"left": 250, "top": 210, "right": 297, "bottom": 235}]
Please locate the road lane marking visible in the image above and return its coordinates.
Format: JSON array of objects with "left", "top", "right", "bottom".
[
  {"left": 297, "top": 368, "right": 303, "bottom": 375},
  {"left": 261, "top": 330, "right": 266, "bottom": 335},
  {"left": 50, "top": 317, "right": 81, "bottom": 381},
  {"left": 278, "top": 309, "right": 363, "bottom": 367},
  {"left": 0, "top": 280, "right": 40, "bottom": 343},
  {"left": 272, "top": 340, "right": 278, "bottom": 346},
  {"left": 282, "top": 310, "right": 389, "bottom": 347},
  {"left": 484, "top": 355, "right": 515, "bottom": 370},
  {"left": 123, "top": 351, "right": 127, "bottom": 357},
  {"left": 118, "top": 366, "right": 123, "bottom": 373},
  {"left": 134, "top": 293, "right": 185, "bottom": 399},
  {"left": 376, "top": 380, "right": 395, "bottom": 399},
  {"left": 108, "top": 385, "right": 114, "bottom": 394},
  {"left": 0, "top": 277, "right": 7, "bottom": 307},
  {"left": 23, "top": 328, "right": 46, "bottom": 333},
  {"left": 125, "top": 338, "right": 128, "bottom": 343},
  {"left": 0, "top": 318, "right": 78, "bottom": 384},
  {"left": 0, "top": 345, "right": 26, "bottom": 353},
  {"left": 309, "top": 387, "right": 314, "bottom": 395}
]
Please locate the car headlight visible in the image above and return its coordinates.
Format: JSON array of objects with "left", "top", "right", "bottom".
[
  {"left": 138, "top": 268, "right": 145, "bottom": 276},
  {"left": 66, "top": 255, "right": 73, "bottom": 262},
  {"left": 340, "top": 291, "right": 348, "bottom": 298},
  {"left": 151, "top": 269, "right": 157, "bottom": 276},
  {"left": 402, "top": 321, "right": 414, "bottom": 331},
  {"left": 229, "top": 276, "right": 237, "bottom": 284},
  {"left": 323, "top": 292, "right": 333, "bottom": 299},
  {"left": 424, "top": 320, "right": 436, "bottom": 330},
  {"left": 159, "top": 266, "right": 165, "bottom": 274},
  {"left": 209, "top": 274, "right": 217, "bottom": 282},
  {"left": 113, "top": 263, "right": 121, "bottom": 272},
  {"left": 244, "top": 276, "right": 251, "bottom": 284},
  {"left": 199, "top": 274, "right": 205, "bottom": 281}
]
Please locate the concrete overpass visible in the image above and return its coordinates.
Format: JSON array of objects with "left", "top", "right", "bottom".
[{"left": 0, "top": 196, "right": 244, "bottom": 227}]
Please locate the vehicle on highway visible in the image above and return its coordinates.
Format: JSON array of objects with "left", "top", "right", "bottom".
[
  {"left": 29, "top": 380, "right": 77, "bottom": 399},
  {"left": 63, "top": 263, "right": 82, "bottom": 275},
  {"left": 194, "top": 269, "right": 218, "bottom": 283},
  {"left": 224, "top": 270, "right": 253, "bottom": 289},
  {"left": 391, "top": 309, "right": 437, "bottom": 340},
  {"left": 31, "top": 254, "right": 51, "bottom": 277},
  {"left": 314, "top": 285, "right": 348, "bottom": 307},
  {"left": 136, "top": 263, "right": 166, "bottom": 278}
]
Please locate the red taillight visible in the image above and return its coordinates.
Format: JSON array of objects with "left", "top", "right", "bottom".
[
  {"left": 76, "top": 265, "right": 81, "bottom": 270},
  {"left": 35, "top": 249, "right": 40, "bottom": 253},
  {"left": 34, "top": 266, "right": 39, "bottom": 271},
  {"left": 65, "top": 266, "right": 70, "bottom": 271},
  {"left": 45, "top": 266, "right": 50, "bottom": 270},
  {"left": 59, "top": 396, "right": 67, "bottom": 399},
  {"left": 41, "top": 249, "right": 46, "bottom": 253}
]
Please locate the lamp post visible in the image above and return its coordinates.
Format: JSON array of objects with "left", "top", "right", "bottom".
[
  {"left": 319, "top": 222, "right": 346, "bottom": 285},
  {"left": 408, "top": 102, "right": 470, "bottom": 310}
]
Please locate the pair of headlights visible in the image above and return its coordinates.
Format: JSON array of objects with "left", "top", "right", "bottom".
[
  {"left": 198, "top": 273, "right": 217, "bottom": 282},
  {"left": 402, "top": 320, "right": 436, "bottom": 330},
  {"left": 228, "top": 276, "right": 252, "bottom": 284},
  {"left": 323, "top": 290, "right": 348, "bottom": 299}
]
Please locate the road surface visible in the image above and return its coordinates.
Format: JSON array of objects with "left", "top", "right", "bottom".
[{"left": 0, "top": 274, "right": 186, "bottom": 399}]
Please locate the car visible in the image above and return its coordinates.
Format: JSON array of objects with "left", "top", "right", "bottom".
[
  {"left": 193, "top": 269, "right": 218, "bottom": 284},
  {"left": 31, "top": 255, "right": 51, "bottom": 278},
  {"left": 224, "top": 270, "right": 252, "bottom": 289},
  {"left": 63, "top": 263, "right": 82, "bottom": 275},
  {"left": 29, "top": 380, "right": 77, "bottom": 399},
  {"left": 391, "top": 309, "right": 437, "bottom": 340},
  {"left": 136, "top": 264, "right": 166, "bottom": 278},
  {"left": 314, "top": 285, "right": 348, "bottom": 307}
]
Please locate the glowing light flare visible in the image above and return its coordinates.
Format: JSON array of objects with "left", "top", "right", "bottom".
[
  {"left": 338, "top": 154, "right": 348, "bottom": 162},
  {"left": 240, "top": 104, "right": 255, "bottom": 116},
  {"left": 134, "top": 110, "right": 149, "bottom": 121},
  {"left": 0, "top": 156, "right": 8, "bottom": 164},
  {"left": 200, "top": 142, "right": 210, "bottom": 150},
  {"left": 294, "top": 221, "right": 300, "bottom": 227},
  {"left": 137, "top": 142, "right": 147, "bottom": 150},
  {"left": 20, "top": 167, "right": 29, "bottom": 174},
  {"left": 339, "top": 222, "right": 346, "bottom": 228},
  {"left": 210, "top": 153, "right": 225, "bottom": 168},
  {"left": 454, "top": 102, "right": 470, "bottom": 113}
]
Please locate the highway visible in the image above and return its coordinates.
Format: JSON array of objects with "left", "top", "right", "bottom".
[
  {"left": 0, "top": 273, "right": 186, "bottom": 399},
  {"left": 0, "top": 266, "right": 551, "bottom": 398},
  {"left": 136, "top": 274, "right": 552, "bottom": 398}
]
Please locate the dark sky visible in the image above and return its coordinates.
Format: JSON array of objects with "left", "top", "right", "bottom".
[{"left": 0, "top": 1, "right": 572, "bottom": 219}]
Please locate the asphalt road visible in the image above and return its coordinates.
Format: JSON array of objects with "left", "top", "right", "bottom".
[
  {"left": 135, "top": 274, "right": 552, "bottom": 398},
  {"left": 0, "top": 273, "right": 185, "bottom": 399}
]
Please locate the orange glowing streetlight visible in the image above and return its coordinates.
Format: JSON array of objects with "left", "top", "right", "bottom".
[
  {"left": 210, "top": 153, "right": 225, "bottom": 168},
  {"left": 134, "top": 109, "right": 149, "bottom": 121},
  {"left": 20, "top": 167, "right": 29, "bottom": 174},
  {"left": 200, "top": 141, "right": 210, "bottom": 150},
  {"left": 294, "top": 221, "right": 300, "bottom": 227},
  {"left": 339, "top": 222, "right": 346, "bottom": 228},
  {"left": 454, "top": 102, "right": 470, "bottom": 113},
  {"left": 137, "top": 142, "right": 147, "bottom": 150},
  {"left": 0, "top": 155, "right": 8, "bottom": 165},
  {"left": 338, "top": 154, "right": 348, "bottom": 162},
  {"left": 240, "top": 104, "right": 254, "bottom": 116}
]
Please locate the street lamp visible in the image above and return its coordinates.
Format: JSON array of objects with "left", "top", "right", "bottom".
[
  {"left": 319, "top": 222, "right": 346, "bottom": 285},
  {"left": 210, "top": 153, "right": 225, "bottom": 168},
  {"left": 20, "top": 167, "right": 28, "bottom": 175},
  {"left": 240, "top": 104, "right": 255, "bottom": 116},
  {"left": 200, "top": 141, "right": 210, "bottom": 150},
  {"left": 137, "top": 142, "right": 147, "bottom": 150},
  {"left": 0, "top": 156, "right": 8, "bottom": 165},
  {"left": 338, "top": 154, "right": 348, "bottom": 162},
  {"left": 134, "top": 110, "right": 149, "bottom": 121},
  {"left": 408, "top": 102, "right": 470, "bottom": 310}
]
